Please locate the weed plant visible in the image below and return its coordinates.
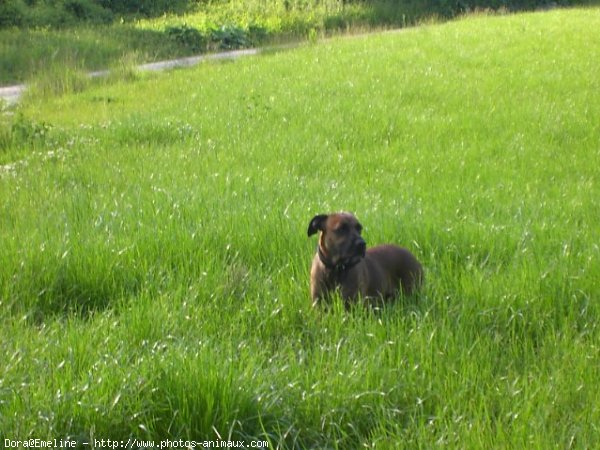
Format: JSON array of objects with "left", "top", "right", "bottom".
[{"left": 1, "top": 8, "right": 600, "bottom": 448}]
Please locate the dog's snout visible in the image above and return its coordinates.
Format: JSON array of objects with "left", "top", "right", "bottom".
[{"left": 356, "top": 239, "right": 367, "bottom": 256}]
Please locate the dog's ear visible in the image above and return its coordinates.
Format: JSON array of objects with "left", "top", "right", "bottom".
[{"left": 307, "top": 214, "right": 328, "bottom": 237}]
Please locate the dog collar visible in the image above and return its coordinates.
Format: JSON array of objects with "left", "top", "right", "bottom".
[{"left": 317, "top": 246, "right": 361, "bottom": 273}]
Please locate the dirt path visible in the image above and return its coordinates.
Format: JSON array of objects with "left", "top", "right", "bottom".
[{"left": 0, "top": 85, "right": 25, "bottom": 105}]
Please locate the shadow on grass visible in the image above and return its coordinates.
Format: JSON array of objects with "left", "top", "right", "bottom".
[
  {"left": 33, "top": 273, "right": 140, "bottom": 323},
  {"left": 6, "top": 251, "right": 144, "bottom": 323}
]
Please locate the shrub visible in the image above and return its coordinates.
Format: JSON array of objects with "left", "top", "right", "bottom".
[
  {"left": 165, "top": 25, "right": 206, "bottom": 52},
  {"left": 63, "top": 0, "right": 113, "bottom": 23},
  {"left": 209, "top": 25, "right": 249, "bottom": 50},
  {"left": 95, "top": 0, "right": 189, "bottom": 16},
  {"left": 0, "top": 0, "right": 190, "bottom": 29},
  {"left": 0, "top": 0, "right": 27, "bottom": 27},
  {"left": 0, "top": 0, "right": 114, "bottom": 28},
  {"left": 165, "top": 23, "right": 269, "bottom": 53},
  {"left": 247, "top": 24, "right": 269, "bottom": 46}
]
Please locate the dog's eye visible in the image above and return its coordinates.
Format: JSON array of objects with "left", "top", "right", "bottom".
[{"left": 335, "top": 223, "right": 348, "bottom": 234}]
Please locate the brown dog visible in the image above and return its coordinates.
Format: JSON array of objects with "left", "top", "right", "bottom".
[{"left": 308, "top": 212, "right": 423, "bottom": 309}]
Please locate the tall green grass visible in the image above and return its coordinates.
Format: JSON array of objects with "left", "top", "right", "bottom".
[
  {"left": 1, "top": 8, "right": 600, "bottom": 448},
  {"left": 0, "top": 26, "right": 186, "bottom": 85}
]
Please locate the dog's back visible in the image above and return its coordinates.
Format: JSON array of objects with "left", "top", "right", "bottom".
[{"left": 366, "top": 244, "right": 423, "bottom": 297}]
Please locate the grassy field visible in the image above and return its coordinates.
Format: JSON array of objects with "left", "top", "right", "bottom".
[{"left": 1, "top": 7, "right": 600, "bottom": 448}]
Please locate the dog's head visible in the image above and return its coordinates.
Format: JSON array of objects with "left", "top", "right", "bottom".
[{"left": 308, "top": 212, "right": 366, "bottom": 267}]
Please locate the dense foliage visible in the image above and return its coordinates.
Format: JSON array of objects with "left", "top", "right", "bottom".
[
  {"left": 0, "top": 0, "right": 189, "bottom": 27},
  {"left": 0, "top": 0, "right": 591, "bottom": 29}
]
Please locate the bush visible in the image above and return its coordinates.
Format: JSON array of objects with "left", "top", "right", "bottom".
[
  {"left": 63, "top": 0, "right": 113, "bottom": 23},
  {"left": 95, "top": 0, "right": 189, "bottom": 16},
  {"left": 165, "top": 25, "right": 206, "bottom": 52},
  {"left": 0, "top": 0, "right": 190, "bottom": 29},
  {"left": 209, "top": 25, "right": 249, "bottom": 50},
  {"left": 0, "top": 0, "right": 27, "bottom": 27},
  {"left": 0, "top": 0, "right": 114, "bottom": 28},
  {"left": 164, "top": 24, "right": 270, "bottom": 53},
  {"left": 247, "top": 24, "right": 269, "bottom": 46}
]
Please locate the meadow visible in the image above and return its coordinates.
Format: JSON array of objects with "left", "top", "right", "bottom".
[{"left": 1, "top": 7, "right": 600, "bottom": 448}]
